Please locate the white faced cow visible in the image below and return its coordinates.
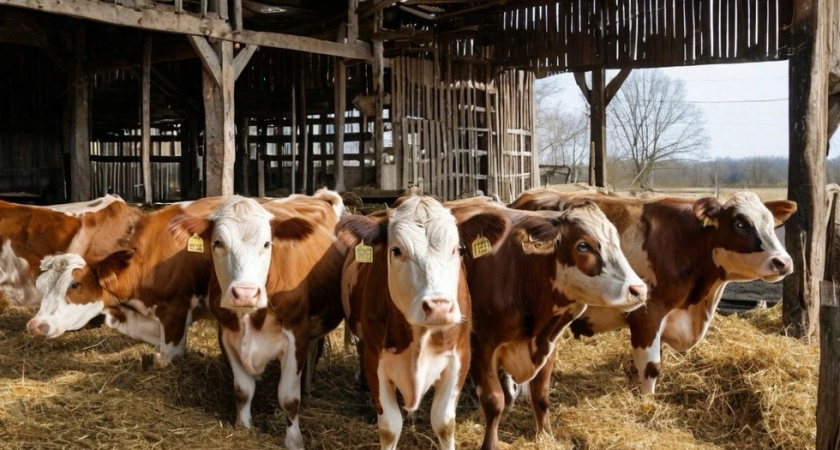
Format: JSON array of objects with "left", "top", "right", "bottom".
[
  {"left": 446, "top": 199, "right": 647, "bottom": 450},
  {"left": 337, "top": 196, "right": 507, "bottom": 450},
  {"left": 169, "top": 193, "right": 345, "bottom": 450},
  {"left": 511, "top": 189, "right": 796, "bottom": 395}
]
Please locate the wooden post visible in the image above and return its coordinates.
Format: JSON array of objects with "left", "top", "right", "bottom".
[
  {"left": 818, "top": 190, "right": 840, "bottom": 450},
  {"left": 784, "top": 0, "right": 830, "bottom": 339},
  {"left": 373, "top": 10, "right": 384, "bottom": 189},
  {"left": 298, "top": 57, "right": 310, "bottom": 194},
  {"left": 291, "top": 86, "right": 297, "bottom": 194},
  {"left": 70, "top": 26, "right": 91, "bottom": 201},
  {"left": 334, "top": 59, "right": 347, "bottom": 192},
  {"left": 141, "top": 36, "right": 153, "bottom": 204},
  {"left": 238, "top": 116, "right": 249, "bottom": 196}
]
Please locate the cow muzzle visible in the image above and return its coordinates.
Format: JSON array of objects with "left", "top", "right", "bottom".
[
  {"left": 26, "top": 318, "right": 54, "bottom": 338},
  {"left": 225, "top": 284, "right": 263, "bottom": 310},
  {"left": 418, "top": 297, "right": 461, "bottom": 326}
]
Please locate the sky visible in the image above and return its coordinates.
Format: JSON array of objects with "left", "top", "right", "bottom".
[{"left": 540, "top": 60, "right": 840, "bottom": 160}]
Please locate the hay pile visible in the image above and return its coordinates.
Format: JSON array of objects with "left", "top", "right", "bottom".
[{"left": 0, "top": 303, "right": 816, "bottom": 449}]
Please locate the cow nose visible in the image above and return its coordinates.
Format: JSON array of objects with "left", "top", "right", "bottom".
[
  {"left": 231, "top": 285, "right": 260, "bottom": 307},
  {"left": 422, "top": 298, "right": 456, "bottom": 322},
  {"left": 629, "top": 284, "right": 647, "bottom": 300},
  {"left": 26, "top": 319, "right": 50, "bottom": 337},
  {"left": 772, "top": 255, "right": 793, "bottom": 274}
]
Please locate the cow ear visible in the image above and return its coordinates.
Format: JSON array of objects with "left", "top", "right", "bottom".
[
  {"left": 458, "top": 212, "right": 509, "bottom": 251},
  {"left": 693, "top": 197, "right": 722, "bottom": 228},
  {"left": 519, "top": 215, "right": 563, "bottom": 244},
  {"left": 271, "top": 217, "right": 316, "bottom": 241},
  {"left": 336, "top": 215, "right": 384, "bottom": 249},
  {"left": 169, "top": 214, "right": 212, "bottom": 243},
  {"left": 96, "top": 249, "right": 135, "bottom": 299},
  {"left": 764, "top": 200, "right": 797, "bottom": 227}
]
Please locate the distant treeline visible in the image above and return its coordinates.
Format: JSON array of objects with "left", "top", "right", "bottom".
[{"left": 544, "top": 156, "right": 840, "bottom": 189}]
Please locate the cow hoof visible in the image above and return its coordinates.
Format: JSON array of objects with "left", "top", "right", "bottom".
[{"left": 141, "top": 353, "right": 155, "bottom": 370}]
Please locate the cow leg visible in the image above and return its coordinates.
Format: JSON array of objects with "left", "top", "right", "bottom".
[
  {"left": 375, "top": 371, "right": 402, "bottom": 450},
  {"left": 528, "top": 351, "right": 556, "bottom": 437},
  {"left": 474, "top": 357, "right": 504, "bottom": 450},
  {"left": 157, "top": 307, "right": 191, "bottom": 366},
  {"left": 220, "top": 330, "right": 256, "bottom": 428},
  {"left": 303, "top": 336, "right": 324, "bottom": 396},
  {"left": 430, "top": 355, "right": 463, "bottom": 450},
  {"left": 277, "top": 332, "right": 304, "bottom": 450},
  {"left": 632, "top": 331, "right": 662, "bottom": 395}
]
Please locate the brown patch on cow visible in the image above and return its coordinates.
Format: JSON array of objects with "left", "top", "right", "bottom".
[
  {"left": 271, "top": 217, "right": 316, "bottom": 242},
  {"left": 283, "top": 397, "right": 300, "bottom": 421},
  {"left": 644, "top": 361, "right": 661, "bottom": 380},
  {"left": 379, "top": 428, "right": 397, "bottom": 449},
  {"left": 234, "top": 387, "right": 250, "bottom": 422}
]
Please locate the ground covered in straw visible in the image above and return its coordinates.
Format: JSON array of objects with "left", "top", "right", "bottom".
[{"left": 0, "top": 302, "right": 815, "bottom": 449}]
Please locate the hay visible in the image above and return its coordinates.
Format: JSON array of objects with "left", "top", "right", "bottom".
[{"left": 0, "top": 302, "right": 816, "bottom": 449}]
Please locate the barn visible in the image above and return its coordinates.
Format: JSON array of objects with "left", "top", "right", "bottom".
[{"left": 1, "top": 0, "right": 839, "bottom": 447}]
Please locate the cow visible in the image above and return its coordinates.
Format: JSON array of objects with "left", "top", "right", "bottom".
[
  {"left": 168, "top": 193, "right": 346, "bottom": 450},
  {"left": 510, "top": 188, "right": 796, "bottom": 395},
  {"left": 336, "top": 196, "right": 508, "bottom": 450},
  {"left": 445, "top": 198, "right": 647, "bottom": 450},
  {"left": 0, "top": 195, "right": 142, "bottom": 307},
  {"left": 26, "top": 196, "right": 226, "bottom": 366}
]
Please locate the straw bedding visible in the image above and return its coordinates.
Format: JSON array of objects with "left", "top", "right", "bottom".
[{"left": 0, "top": 301, "right": 815, "bottom": 449}]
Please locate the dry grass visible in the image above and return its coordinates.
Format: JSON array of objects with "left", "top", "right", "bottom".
[{"left": 0, "top": 301, "right": 816, "bottom": 450}]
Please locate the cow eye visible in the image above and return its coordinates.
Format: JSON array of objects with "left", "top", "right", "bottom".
[
  {"left": 390, "top": 247, "right": 402, "bottom": 257},
  {"left": 263, "top": 241, "right": 271, "bottom": 249},
  {"left": 735, "top": 220, "right": 747, "bottom": 230},
  {"left": 213, "top": 240, "right": 222, "bottom": 249},
  {"left": 70, "top": 281, "right": 81, "bottom": 289},
  {"left": 576, "top": 242, "right": 591, "bottom": 252},
  {"left": 458, "top": 245, "right": 466, "bottom": 256}
]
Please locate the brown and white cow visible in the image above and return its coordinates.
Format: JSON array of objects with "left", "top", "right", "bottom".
[
  {"left": 510, "top": 188, "right": 796, "bottom": 395},
  {"left": 337, "top": 196, "right": 507, "bottom": 450},
  {"left": 0, "top": 195, "right": 142, "bottom": 307},
  {"left": 446, "top": 199, "right": 647, "bottom": 450},
  {"left": 27, "top": 197, "right": 226, "bottom": 365},
  {"left": 169, "top": 193, "right": 346, "bottom": 450}
]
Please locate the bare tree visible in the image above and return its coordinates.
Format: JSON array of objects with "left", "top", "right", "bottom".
[
  {"left": 608, "top": 69, "right": 708, "bottom": 190},
  {"left": 535, "top": 77, "right": 589, "bottom": 183}
]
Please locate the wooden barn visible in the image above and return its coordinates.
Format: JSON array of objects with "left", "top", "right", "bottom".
[{"left": 1, "top": 0, "right": 839, "bottom": 445}]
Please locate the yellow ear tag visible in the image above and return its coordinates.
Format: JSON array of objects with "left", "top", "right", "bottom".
[
  {"left": 471, "top": 234, "right": 491, "bottom": 258},
  {"left": 187, "top": 233, "right": 204, "bottom": 253},
  {"left": 355, "top": 240, "right": 373, "bottom": 263}
]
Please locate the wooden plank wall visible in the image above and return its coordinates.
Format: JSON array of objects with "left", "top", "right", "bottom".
[
  {"left": 392, "top": 56, "right": 535, "bottom": 202},
  {"left": 452, "top": 0, "right": 792, "bottom": 73}
]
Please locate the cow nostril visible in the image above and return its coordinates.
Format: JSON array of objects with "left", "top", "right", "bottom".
[
  {"left": 629, "top": 284, "right": 646, "bottom": 299},
  {"left": 26, "top": 320, "right": 49, "bottom": 337},
  {"left": 423, "top": 298, "right": 452, "bottom": 315},
  {"left": 772, "top": 257, "right": 791, "bottom": 273},
  {"left": 232, "top": 286, "right": 259, "bottom": 301}
]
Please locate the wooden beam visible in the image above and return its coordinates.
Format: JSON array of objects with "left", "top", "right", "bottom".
[
  {"left": 784, "top": 0, "right": 830, "bottom": 340},
  {"left": 1, "top": 0, "right": 372, "bottom": 60},
  {"left": 334, "top": 59, "right": 346, "bottom": 192},
  {"left": 201, "top": 39, "right": 236, "bottom": 196},
  {"left": 373, "top": 11, "right": 385, "bottom": 190},
  {"left": 187, "top": 35, "right": 221, "bottom": 86},
  {"left": 141, "top": 36, "right": 153, "bottom": 204},
  {"left": 233, "top": 44, "right": 257, "bottom": 80},
  {"left": 605, "top": 66, "right": 632, "bottom": 105},
  {"left": 819, "top": 189, "right": 840, "bottom": 450},
  {"left": 70, "top": 26, "right": 91, "bottom": 201}
]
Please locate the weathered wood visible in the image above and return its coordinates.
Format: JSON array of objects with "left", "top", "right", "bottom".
[
  {"left": 232, "top": 44, "right": 257, "bottom": 79},
  {"left": 784, "top": 0, "right": 829, "bottom": 339},
  {"left": 70, "top": 26, "right": 91, "bottom": 201},
  {"left": 141, "top": 36, "right": 153, "bottom": 204},
  {"left": 290, "top": 85, "right": 296, "bottom": 194},
  {"left": 201, "top": 39, "right": 236, "bottom": 196},
  {"left": 187, "top": 35, "right": 221, "bottom": 87},
  {"left": 2, "top": 0, "right": 372, "bottom": 61},
  {"left": 591, "top": 67, "right": 606, "bottom": 187},
  {"left": 333, "top": 59, "right": 346, "bottom": 192},
  {"left": 818, "top": 190, "right": 840, "bottom": 450},
  {"left": 372, "top": 11, "right": 384, "bottom": 189}
]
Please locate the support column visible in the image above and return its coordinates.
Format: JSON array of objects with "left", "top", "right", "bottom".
[
  {"left": 141, "top": 36, "right": 153, "bottom": 204},
  {"left": 70, "top": 27, "right": 91, "bottom": 201},
  {"left": 372, "top": 10, "right": 384, "bottom": 189},
  {"left": 784, "top": 0, "right": 830, "bottom": 339},
  {"left": 334, "top": 59, "right": 347, "bottom": 192}
]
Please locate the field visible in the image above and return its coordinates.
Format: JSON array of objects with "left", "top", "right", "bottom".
[{"left": 0, "top": 186, "right": 812, "bottom": 449}]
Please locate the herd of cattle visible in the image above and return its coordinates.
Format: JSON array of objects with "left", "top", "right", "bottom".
[{"left": 0, "top": 188, "right": 796, "bottom": 450}]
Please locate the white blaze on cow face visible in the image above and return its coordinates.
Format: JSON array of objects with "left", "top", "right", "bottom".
[
  {"left": 552, "top": 204, "right": 647, "bottom": 312},
  {"left": 0, "top": 240, "right": 40, "bottom": 307},
  {"left": 27, "top": 254, "right": 104, "bottom": 338},
  {"left": 706, "top": 192, "right": 794, "bottom": 283},
  {"left": 210, "top": 197, "right": 274, "bottom": 312},
  {"left": 386, "top": 197, "right": 463, "bottom": 327}
]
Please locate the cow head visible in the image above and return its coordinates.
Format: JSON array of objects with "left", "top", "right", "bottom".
[
  {"left": 26, "top": 252, "right": 127, "bottom": 338},
  {"left": 170, "top": 196, "right": 314, "bottom": 314},
  {"left": 0, "top": 240, "right": 40, "bottom": 308},
  {"left": 338, "top": 196, "right": 501, "bottom": 328},
  {"left": 694, "top": 192, "right": 796, "bottom": 282},
  {"left": 526, "top": 202, "right": 647, "bottom": 312}
]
